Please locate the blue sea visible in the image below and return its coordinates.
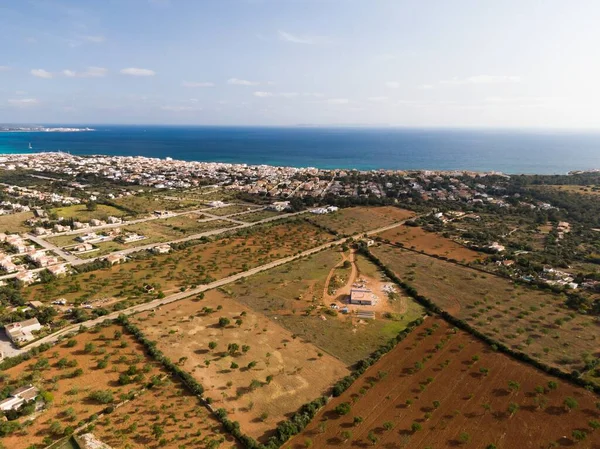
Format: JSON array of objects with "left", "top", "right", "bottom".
[{"left": 0, "top": 126, "right": 599, "bottom": 174}]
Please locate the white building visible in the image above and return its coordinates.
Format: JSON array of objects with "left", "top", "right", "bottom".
[
  {"left": 5, "top": 318, "right": 42, "bottom": 344},
  {"left": 0, "top": 385, "right": 39, "bottom": 411}
]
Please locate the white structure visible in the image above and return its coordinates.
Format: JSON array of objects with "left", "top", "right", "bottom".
[
  {"left": 5, "top": 318, "right": 42, "bottom": 343},
  {"left": 151, "top": 244, "right": 171, "bottom": 254},
  {"left": 267, "top": 201, "right": 290, "bottom": 212},
  {"left": 0, "top": 385, "right": 39, "bottom": 411}
]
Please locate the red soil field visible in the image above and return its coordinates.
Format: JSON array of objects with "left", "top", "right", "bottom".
[
  {"left": 377, "top": 225, "right": 484, "bottom": 262},
  {"left": 287, "top": 318, "right": 600, "bottom": 449}
]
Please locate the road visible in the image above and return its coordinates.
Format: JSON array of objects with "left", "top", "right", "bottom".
[
  {"left": 0, "top": 210, "right": 307, "bottom": 282},
  {"left": 15, "top": 219, "right": 408, "bottom": 354},
  {"left": 46, "top": 203, "right": 262, "bottom": 238}
]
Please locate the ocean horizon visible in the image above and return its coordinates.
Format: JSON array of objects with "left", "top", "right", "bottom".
[{"left": 0, "top": 125, "right": 599, "bottom": 174}]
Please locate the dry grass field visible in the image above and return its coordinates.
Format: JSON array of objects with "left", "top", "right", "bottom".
[
  {"left": 0, "top": 324, "right": 165, "bottom": 449},
  {"left": 0, "top": 211, "right": 35, "bottom": 234},
  {"left": 51, "top": 204, "right": 128, "bottom": 222},
  {"left": 307, "top": 206, "right": 415, "bottom": 236},
  {"left": 372, "top": 244, "right": 600, "bottom": 376},
  {"left": 111, "top": 195, "right": 199, "bottom": 215},
  {"left": 377, "top": 225, "right": 484, "bottom": 262},
  {"left": 132, "top": 290, "right": 350, "bottom": 442},
  {"left": 531, "top": 184, "right": 600, "bottom": 197},
  {"left": 224, "top": 248, "right": 425, "bottom": 365},
  {"left": 92, "top": 376, "right": 241, "bottom": 449},
  {"left": 237, "top": 210, "right": 283, "bottom": 223},
  {"left": 288, "top": 318, "right": 600, "bottom": 449},
  {"left": 205, "top": 204, "right": 258, "bottom": 216}
]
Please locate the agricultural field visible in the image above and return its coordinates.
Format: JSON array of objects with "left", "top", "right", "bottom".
[
  {"left": 224, "top": 248, "right": 425, "bottom": 365},
  {"left": 46, "top": 217, "right": 235, "bottom": 258},
  {"left": 237, "top": 210, "right": 283, "bottom": 223},
  {"left": 111, "top": 195, "right": 199, "bottom": 215},
  {"left": 25, "top": 220, "right": 335, "bottom": 305},
  {"left": 376, "top": 224, "right": 485, "bottom": 262},
  {"left": 287, "top": 318, "right": 600, "bottom": 449},
  {"left": 307, "top": 206, "right": 415, "bottom": 236},
  {"left": 371, "top": 244, "right": 600, "bottom": 376},
  {"left": 51, "top": 204, "right": 128, "bottom": 222},
  {"left": 132, "top": 290, "right": 350, "bottom": 442},
  {"left": 531, "top": 184, "right": 600, "bottom": 197},
  {"left": 205, "top": 204, "right": 259, "bottom": 217},
  {"left": 92, "top": 376, "right": 241, "bottom": 449},
  {"left": 0, "top": 210, "right": 34, "bottom": 234},
  {"left": 0, "top": 324, "right": 165, "bottom": 449}
]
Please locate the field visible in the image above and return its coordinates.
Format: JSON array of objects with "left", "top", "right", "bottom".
[
  {"left": 377, "top": 225, "right": 484, "bottom": 262},
  {"left": 92, "top": 376, "right": 241, "bottom": 449},
  {"left": 0, "top": 211, "right": 34, "bottom": 234},
  {"left": 51, "top": 204, "right": 128, "bottom": 222},
  {"left": 371, "top": 244, "right": 600, "bottom": 375},
  {"left": 0, "top": 324, "right": 165, "bottom": 449},
  {"left": 26, "top": 220, "right": 335, "bottom": 305},
  {"left": 288, "top": 318, "right": 600, "bottom": 449},
  {"left": 224, "top": 248, "right": 425, "bottom": 365},
  {"left": 132, "top": 290, "right": 350, "bottom": 442},
  {"left": 46, "top": 216, "right": 235, "bottom": 258},
  {"left": 307, "top": 207, "right": 415, "bottom": 236},
  {"left": 531, "top": 184, "right": 600, "bottom": 197},
  {"left": 205, "top": 204, "right": 258, "bottom": 216},
  {"left": 111, "top": 195, "right": 199, "bottom": 215},
  {"left": 237, "top": 210, "right": 283, "bottom": 223}
]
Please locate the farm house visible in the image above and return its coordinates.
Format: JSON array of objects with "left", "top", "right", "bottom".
[{"left": 349, "top": 288, "right": 374, "bottom": 305}]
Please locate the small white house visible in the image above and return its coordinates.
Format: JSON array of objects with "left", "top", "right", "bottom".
[{"left": 5, "top": 318, "right": 42, "bottom": 344}]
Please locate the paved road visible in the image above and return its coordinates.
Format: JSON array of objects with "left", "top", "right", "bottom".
[
  {"left": 73, "top": 209, "right": 308, "bottom": 265},
  {"left": 44, "top": 205, "right": 256, "bottom": 238},
  {"left": 0, "top": 210, "right": 306, "bottom": 282},
  {"left": 26, "top": 234, "right": 81, "bottom": 264},
  {"left": 16, "top": 219, "right": 408, "bottom": 354}
]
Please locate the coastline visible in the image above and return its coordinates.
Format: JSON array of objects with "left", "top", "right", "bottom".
[{"left": 0, "top": 126, "right": 599, "bottom": 175}]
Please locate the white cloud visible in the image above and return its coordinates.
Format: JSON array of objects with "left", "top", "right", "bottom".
[
  {"left": 120, "top": 68, "right": 156, "bottom": 76},
  {"left": 419, "top": 84, "right": 434, "bottom": 89},
  {"left": 0, "top": 66, "right": 11, "bottom": 72},
  {"left": 302, "top": 92, "right": 324, "bottom": 98},
  {"left": 8, "top": 98, "right": 38, "bottom": 107},
  {"left": 182, "top": 81, "right": 214, "bottom": 88},
  {"left": 31, "top": 69, "right": 53, "bottom": 79},
  {"left": 149, "top": 0, "right": 170, "bottom": 6},
  {"left": 228, "top": 78, "right": 259, "bottom": 86},
  {"left": 63, "top": 67, "right": 107, "bottom": 78},
  {"left": 161, "top": 105, "right": 200, "bottom": 112},
  {"left": 440, "top": 75, "right": 521, "bottom": 85},
  {"left": 368, "top": 96, "right": 388, "bottom": 102},
  {"left": 385, "top": 81, "right": 400, "bottom": 89},
  {"left": 327, "top": 98, "right": 349, "bottom": 105},
  {"left": 254, "top": 91, "right": 274, "bottom": 97},
  {"left": 82, "top": 35, "right": 105, "bottom": 43},
  {"left": 278, "top": 30, "right": 331, "bottom": 45}
]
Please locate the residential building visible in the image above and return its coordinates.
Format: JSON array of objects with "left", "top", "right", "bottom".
[
  {"left": 349, "top": 288, "right": 374, "bottom": 306},
  {"left": 5, "top": 318, "right": 42, "bottom": 343}
]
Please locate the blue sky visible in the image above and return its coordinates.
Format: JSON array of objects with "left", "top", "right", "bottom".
[{"left": 1, "top": 0, "right": 599, "bottom": 127}]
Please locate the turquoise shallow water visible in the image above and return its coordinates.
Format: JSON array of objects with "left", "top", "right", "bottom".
[{"left": 1, "top": 126, "right": 600, "bottom": 174}]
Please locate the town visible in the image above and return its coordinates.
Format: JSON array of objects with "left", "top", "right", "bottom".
[{"left": 0, "top": 153, "right": 598, "bottom": 449}]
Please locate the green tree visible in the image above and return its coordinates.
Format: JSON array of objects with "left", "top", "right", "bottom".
[
  {"left": 411, "top": 422, "right": 422, "bottom": 432},
  {"left": 208, "top": 341, "right": 217, "bottom": 350},
  {"left": 563, "top": 397, "right": 578, "bottom": 413},
  {"left": 335, "top": 402, "right": 351, "bottom": 416},
  {"left": 152, "top": 424, "right": 164, "bottom": 440},
  {"left": 218, "top": 317, "right": 230, "bottom": 328}
]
